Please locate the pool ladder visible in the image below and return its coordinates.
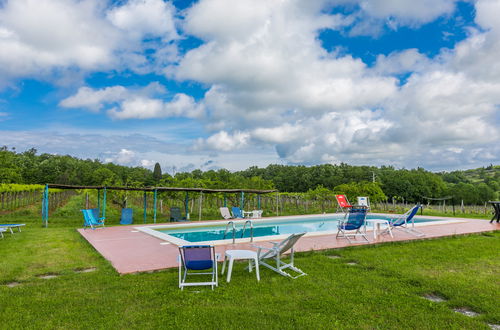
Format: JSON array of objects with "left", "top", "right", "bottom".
[{"left": 223, "top": 220, "right": 254, "bottom": 244}]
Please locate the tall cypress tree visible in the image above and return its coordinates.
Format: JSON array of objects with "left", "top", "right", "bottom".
[{"left": 153, "top": 162, "right": 162, "bottom": 183}]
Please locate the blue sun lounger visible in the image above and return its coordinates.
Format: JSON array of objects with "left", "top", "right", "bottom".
[
  {"left": 81, "top": 209, "right": 105, "bottom": 229},
  {"left": 0, "top": 224, "right": 26, "bottom": 234}
]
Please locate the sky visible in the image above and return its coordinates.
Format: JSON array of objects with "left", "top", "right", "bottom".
[{"left": 0, "top": 0, "right": 499, "bottom": 174}]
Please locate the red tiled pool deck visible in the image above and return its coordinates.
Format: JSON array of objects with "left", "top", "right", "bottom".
[{"left": 78, "top": 215, "right": 499, "bottom": 274}]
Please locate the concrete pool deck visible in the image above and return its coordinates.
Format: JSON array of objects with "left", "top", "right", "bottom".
[{"left": 78, "top": 215, "right": 500, "bottom": 274}]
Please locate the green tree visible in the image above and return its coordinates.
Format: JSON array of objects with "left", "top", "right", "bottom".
[{"left": 153, "top": 163, "right": 162, "bottom": 183}]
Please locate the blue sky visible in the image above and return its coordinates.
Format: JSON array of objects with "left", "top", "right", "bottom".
[{"left": 0, "top": 0, "right": 499, "bottom": 173}]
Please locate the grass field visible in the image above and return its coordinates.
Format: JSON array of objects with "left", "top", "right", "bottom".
[{"left": 1, "top": 206, "right": 499, "bottom": 329}]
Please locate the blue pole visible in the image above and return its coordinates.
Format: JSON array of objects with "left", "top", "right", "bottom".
[
  {"left": 143, "top": 191, "right": 147, "bottom": 224},
  {"left": 102, "top": 187, "right": 107, "bottom": 219},
  {"left": 258, "top": 194, "right": 261, "bottom": 210},
  {"left": 153, "top": 189, "right": 157, "bottom": 224},
  {"left": 185, "top": 192, "right": 190, "bottom": 220},
  {"left": 42, "top": 184, "right": 49, "bottom": 227}
]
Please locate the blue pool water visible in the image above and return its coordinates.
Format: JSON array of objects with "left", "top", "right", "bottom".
[{"left": 157, "top": 215, "right": 435, "bottom": 243}]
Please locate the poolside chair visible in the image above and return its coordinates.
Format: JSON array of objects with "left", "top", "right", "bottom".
[
  {"left": 178, "top": 245, "right": 219, "bottom": 290},
  {"left": 120, "top": 208, "right": 133, "bottom": 225},
  {"left": 335, "top": 194, "right": 352, "bottom": 213},
  {"left": 170, "top": 207, "right": 187, "bottom": 222},
  {"left": 253, "top": 232, "right": 307, "bottom": 279},
  {"left": 220, "top": 207, "right": 233, "bottom": 220},
  {"left": 0, "top": 227, "right": 6, "bottom": 238},
  {"left": 250, "top": 210, "right": 263, "bottom": 218},
  {"left": 231, "top": 206, "right": 244, "bottom": 218},
  {"left": 336, "top": 207, "right": 369, "bottom": 243},
  {"left": 357, "top": 196, "right": 370, "bottom": 210},
  {"left": 0, "top": 223, "right": 26, "bottom": 234},
  {"left": 382, "top": 204, "right": 425, "bottom": 237},
  {"left": 81, "top": 209, "right": 105, "bottom": 229}
]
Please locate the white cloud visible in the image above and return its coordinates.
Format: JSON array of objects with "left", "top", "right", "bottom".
[
  {"left": 60, "top": 83, "right": 204, "bottom": 119},
  {"left": 193, "top": 131, "right": 250, "bottom": 151},
  {"left": 0, "top": 0, "right": 179, "bottom": 87},
  {"left": 59, "top": 86, "right": 127, "bottom": 112},
  {"left": 374, "top": 49, "right": 433, "bottom": 75}
]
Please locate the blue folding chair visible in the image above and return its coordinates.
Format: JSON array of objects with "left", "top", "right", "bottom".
[
  {"left": 231, "top": 206, "right": 244, "bottom": 218},
  {"left": 81, "top": 209, "right": 105, "bottom": 229},
  {"left": 120, "top": 208, "right": 133, "bottom": 225},
  {"left": 336, "top": 207, "right": 369, "bottom": 243},
  {"left": 178, "top": 245, "right": 219, "bottom": 290},
  {"left": 382, "top": 204, "right": 424, "bottom": 237}
]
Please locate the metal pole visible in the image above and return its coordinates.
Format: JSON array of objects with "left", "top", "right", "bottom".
[
  {"left": 258, "top": 194, "right": 261, "bottom": 210},
  {"left": 185, "top": 192, "right": 190, "bottom": 220},
  {"left": 97, "top": 189, "right": 101, "bottom": 213},
  {"left": 240, "top": 192, "right": 244, "bottom": 210},
  {"left": 42, "top": 184, "right": 49, "bottom": 227},
  {"left": 102, "top": 187, "right": 107, "bottom": 219},
  {"left": 223, "top": 193, "right": 227, "bottom": 207},
  {"left": 276, "top": 192, "right": 279, "bottom": 216},
  {"left": 153, "top": 189, "right": 157, "bottom": 224},
  {"left": 198, "top": 192, "right": 203, "bottom": 221},
  {"left": 143, "top": 191, "right": 147, "bottom": 224}
]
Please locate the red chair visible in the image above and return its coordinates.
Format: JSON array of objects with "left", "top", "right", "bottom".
[{"left": 335, "top": 194, "right": 352, "bottom": 213}]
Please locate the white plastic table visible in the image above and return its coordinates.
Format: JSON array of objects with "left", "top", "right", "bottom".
[
  {"left": 366, "top": 219, "right": 393, "bottom": 239},
  {"left": 221, "top": 249, "right": 260, "bottom": 282}
]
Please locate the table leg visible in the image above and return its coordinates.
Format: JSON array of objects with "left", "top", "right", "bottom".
[
  {"left": 227, "top": 257, "right": 234, "bottom": 282},
  {"left": 221, "top": 255, "right": 227, "bottom": 275},
  {"left": 254, "top": 258, "right": 260, "bottom": 281}
]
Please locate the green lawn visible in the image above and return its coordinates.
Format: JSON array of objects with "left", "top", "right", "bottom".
[{"left": 1, "top": 210, "right": 499, "bottom": 329}]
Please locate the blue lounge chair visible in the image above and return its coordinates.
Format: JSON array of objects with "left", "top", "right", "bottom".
[
  {"left": 231, "top": 206, "right": 244, "bottom": 218},
  {"left": 253, "top": 232, "right": 307, "bottom": 279},
  {"left": 0, "top": 223, "right": 26, "bottom": 234},
  {"left": 120, "top": 208, "right": 133, "bottom": 225},
  {"left": 336, "top": 207, "right": 369, "bottom": 243},
  {"left": 178, "top": 245, "right": 219, "bottom": 290},
  {"left": 382, "top": 204, "right": 424, "bottom": 237},
  {"left": 81, "top": 209, "right": 105, "bottom": 229},
  {"left": 170, "top": 207, "right": 187, "bottom": 222}
]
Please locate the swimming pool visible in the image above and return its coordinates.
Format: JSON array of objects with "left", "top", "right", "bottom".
[{"left": 135, "top": 213, "right": 463, "bottom": 246}]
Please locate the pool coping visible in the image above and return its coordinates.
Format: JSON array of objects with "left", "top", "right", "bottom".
[{"left": 134, "top": 213, "right": 466, "bottom": 246}]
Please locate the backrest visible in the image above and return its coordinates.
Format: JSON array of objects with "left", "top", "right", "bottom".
[
  {"left": 179, "top": 245, "right": 214, "bottom": 270},
  {"left": 277, "top": 232, "right": 306, "bottom": 254},
  {"left": 170, "top": 207, "right": 182, "bottom": 220},
  {"left": 357, "top": 197, "right": 370, "bottom": 207},
  {"left": 393, "top": 204, "right": 420, "bottom": 226},
  {"left": 336, "top": 195, "right": 351, "bottom": 208},
  {"left": 231, "top": 207, "right": 243, "bottom": 218},
  {"left": 81, "top": 209, "right": 95, "bottom": 224},
  {"left": 220, "top": 207, "right": 232, "bottom": 219},
  {"left": 120, "top": 208, "right": 133, "bottom": 225},
  {"left": 345, "top": 207, "right": 368, "bottom": 229}
]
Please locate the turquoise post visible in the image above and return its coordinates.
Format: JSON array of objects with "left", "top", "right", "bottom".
[
  {"left": 223, "top": 193, "right": 227, "bottom": 207},
  {"left": 185, "top": 192, "right": 190, "bottom": 220},
  {"left": 102, "top": 187, "right": 107, "bottom": 219},
  {"left": 42, "top": 184, "right": 49, "bottom": 227},
  {"left": 143, "top": 191, "right": 147, "bottom": 224},
  {"left": 258, "top": 194, "right": 261, "bottom": 210},
  {"left": 97, "top": 189, "right": 101, "bottom": 214},
  {"left": 240, "top": 191, "right": 244, "bottom": 210},
  {"left": 153, "top": 189, "right": 157, "bottom": 224}
]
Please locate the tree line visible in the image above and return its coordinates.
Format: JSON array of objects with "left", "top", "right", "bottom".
[{"left": 0, "top": 147, "right": 498, "bottom": 204}]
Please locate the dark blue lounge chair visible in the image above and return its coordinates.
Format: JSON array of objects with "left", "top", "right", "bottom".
[
  {"left": 170, "top": 207, "right": 187, "bottom": 222},
  {"left": 81, "top": 209, "right": 105, "bottom": 229},
  {"left": 231, "top": 206, "right": 244, "bottom": 218},
  {"left": 382, "top": 204, "right": 424, "bottom": 237},
  {"left": 120, "top": 208, "right": 133, "bottom": 225},
  {"left": 178, "top": 245, "right": 219, "bottom": 290},
  {"left": 336, "top": 207, "right": 369, "bottom": 243}
]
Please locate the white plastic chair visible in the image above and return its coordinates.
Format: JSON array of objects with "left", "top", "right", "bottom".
[
  {"left": 357, "top": 197, "right": 370, "bottom": 209},
  {"left": 219, "top": 207, "right": 232, "bottom": 220},
  {"left": 253, "top": 233, "right": 307, "bottom": 279}
]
